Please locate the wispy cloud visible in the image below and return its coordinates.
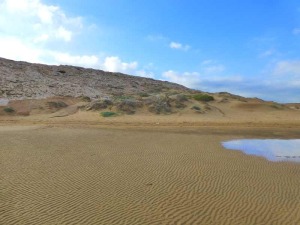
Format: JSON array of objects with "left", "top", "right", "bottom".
[
  {"left": 162, "top": 70, "right": 241, "bottom": 90},
  {"left": 50, "top": 52, "right": 100, "bottom": 68},
  {"left": 0, "top": 0, "right": 85, "bottom": 64},
  {"left": 0, "top": 0, "right": 149, "bottom": 77},
  {"left": 273, "top": 60, "right": 300, "bottom": 77},
  {"left": 259, "top": 49, "right": 277, "bottom": 58},
  {"left": 292, "top": 28, "right": 300, "bottom": 35},
  {"left": 169, "top": 41, "right": 190, "bottom": 51},
  {"left": 162, "top": 59, "right": 300, "bottom": 103},
  {"left": 200, "top": 60, "right": 225, "bottom": 74},
  {"left": 0, "top": 0, "right": 82, "bottom": 44},
  {"left": 102, "top": 56, "right": 138, "bottom": 74}
]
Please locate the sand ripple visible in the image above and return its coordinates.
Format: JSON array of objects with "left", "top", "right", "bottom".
[{"left": 1, "top": 127, "right": 300, "bottom": 224}]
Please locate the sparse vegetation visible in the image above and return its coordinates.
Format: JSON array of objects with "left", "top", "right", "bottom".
[
  {"left": 3, "top": 107, "right": 15, "bottom": 113},
  {"left": 270, "top": 104, "right": 284, "bottom": 110},
  {"left": 191, "top": 106, "right": 201, "bottom": 111},
  {"left": 80, "top": 96, "right": 92, "bottom": 102},
  {"left": 114, "top": 95, "right": 133, "bottom": 101},
  {"left": 101, "top": 111, "right": 117, "bottom": 117},
  {"left": 86, "top": 100, "right": 112, "bottom": 111},
  {"left": 147, "top": 95, "right": 172, "bottom": 114},
  {"left": 138, "top": 93, "right": 150, "bottom": 97},
  {"left": 47, "top": 101, "right": 68, "bottom": 108},
  {"left": 116, "top": 99, "right": 142, "bottom": 115},
  {"left": 193, "top": 94, "right": 214, "bottom": 102},
  {"left": 176, "top": 94, "right": 188, "bottom": 102}
]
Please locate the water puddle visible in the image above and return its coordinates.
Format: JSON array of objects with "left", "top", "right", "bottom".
[{"left": 222, "top": 139, "right": 300, "bottom": 163}]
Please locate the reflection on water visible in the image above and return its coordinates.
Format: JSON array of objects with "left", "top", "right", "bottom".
[
  {"left": 0, "top": 98, "right": 9, "bottom": 106},
  {"left": 222, "top": 139, "right": 300, "bottom": 162}
]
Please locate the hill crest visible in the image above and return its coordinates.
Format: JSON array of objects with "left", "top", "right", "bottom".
[{"left": 0, "top": 57, "right": 189, "bottom": 100}]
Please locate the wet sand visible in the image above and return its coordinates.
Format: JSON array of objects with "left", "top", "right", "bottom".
[{"left": 1, "top": 125, "right": 300, "bottom": 225}]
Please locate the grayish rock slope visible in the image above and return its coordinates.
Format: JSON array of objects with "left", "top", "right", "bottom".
[{"left": 0, "top": 57, "right": 189, "bottom": 100}]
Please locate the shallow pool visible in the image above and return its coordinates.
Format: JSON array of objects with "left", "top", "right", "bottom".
[{"left": 222, "top": 139, "right": 300, "bottom": 162}]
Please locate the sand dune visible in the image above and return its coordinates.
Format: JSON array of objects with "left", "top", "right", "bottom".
[{"left": 1, "top": 126, "right": 300, "bottom": 225}]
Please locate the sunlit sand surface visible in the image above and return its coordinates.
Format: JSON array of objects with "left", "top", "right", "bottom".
[{"left": 1, "top": 125, "right": 300, "bottom": 225}]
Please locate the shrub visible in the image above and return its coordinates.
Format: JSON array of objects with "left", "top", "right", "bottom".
[
  {"left": 47, "top": 101, "right": 68, "bottom": 108},
  {"left": 116, "top": 99, "right": 142, "bottom": 115},
  {"left": 147, "top": 95, "right": 172, "bottom": 114},
  {"left": 86, "top": 100, "right": 113, "bottom": 111},
  {"left": 101, "top": 112, "right": 117, "bottom": 117},
  {"left": 138, "top": 93, "right": 150, "bottom": 97},
  {"left": 114, "top": 95, "right": 132, "bottom": 101},
  {"left": 193, "top": 94, "right": 214, "bottom": 102},
  {"left": 191, "top": 106, "right": 201, "bottom": 111},
  {"left": 270, "top": 104, "right": 284, "bottom": 110},
  {"left": 176, "top": 94, "right": 188, "bottom": 102},
  {"left": 3, "top": 107, "right": 15, "bottom": 113},
  {"left": 175, "top": 102, "right": 186, "bottom": 109},
  {"left": 81, "top": 96, "right": 91, "bottom": 102}
]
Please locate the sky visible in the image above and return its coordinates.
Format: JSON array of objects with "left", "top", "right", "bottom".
[{"left": 0, "top": 0, "right": 300, "bottom": 103}]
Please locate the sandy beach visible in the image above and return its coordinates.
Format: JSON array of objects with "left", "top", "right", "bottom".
[
  {"left": 1, "top": 123, "right": 300, "bottom": 225},
  {"left": 1, "top": 2, "right": 299, "bottom": 223}
]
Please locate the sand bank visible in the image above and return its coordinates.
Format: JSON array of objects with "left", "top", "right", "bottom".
[{"left": 1, "top": 125, "right": 300, "bottom": 225}]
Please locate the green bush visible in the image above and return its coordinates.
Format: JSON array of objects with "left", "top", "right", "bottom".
[
  {"left": 114, "top": 95, "right": 133, "bottom": 101},
  {"left": 80, "top": 96, "right": 91, "bottom": 102},
  {"left": 100, "top": 112, "right": 117, "bottom": 117},
  {"left": 193, "top": 94, "right": 214, "bottom": 102},
  {"left": 191, "top": 106, "right": 201, "bottom": 111},
  {"left": 3, "top": 107, "right": 15, "bottom": 113},
  {"left": 138, "top": 93, "right": 150, "bottom": 97},
  {"left": 176, "top": 94, "right": 188, "bottom": 102},
  {"left": 47, "top": 101, "right": 68, "bottom": 108}
]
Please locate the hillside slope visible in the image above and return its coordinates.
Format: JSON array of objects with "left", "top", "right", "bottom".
[
  {"left": 1, "top": 57, "right": 299, "bottom": 123},
  {"left": 0, "top": 57, "right": 189, "bottom": 100}
]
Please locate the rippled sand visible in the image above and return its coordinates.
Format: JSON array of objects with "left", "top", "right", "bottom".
[{"left": 1, "top": 126, "right": 300, "bottom": 225}]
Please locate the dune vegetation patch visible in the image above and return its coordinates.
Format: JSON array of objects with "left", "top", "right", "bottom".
[
  {"left": 3, "top": 107, "right": 15, "bottom": 113},
  {"left": 193, "top": 94, "right": 214, "bottom": 102},
  {"left": 47, "top": 101, "right": 68, "bottom": 109},
  {"left": 100, "top": 111, "right": 118, "bottom": 117}
]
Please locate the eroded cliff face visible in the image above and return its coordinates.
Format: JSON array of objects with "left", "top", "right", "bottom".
[{"left": 0, "top": 57, "right": 189, "bottom": 100}]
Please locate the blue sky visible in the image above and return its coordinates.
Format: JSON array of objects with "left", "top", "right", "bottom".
[{"left": 0, "top": 0, "right": 300, "bottom": 102}]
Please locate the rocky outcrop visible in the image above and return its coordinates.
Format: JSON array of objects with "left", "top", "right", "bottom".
[{"left": 0, "top": 57, "right": 189, "bottom": 100}]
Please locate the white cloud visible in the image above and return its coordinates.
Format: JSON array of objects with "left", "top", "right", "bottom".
[
  {"left": 162, "top": 59, "right": 300, "bottom": 103},
  {"left": 200, "top": 60, "right": 225, "bottom": 74},
  {"left": 273, "top": 60, "right": 300, "bottom": 77},
  {"left": 0, "top": 36, "right": 43, "bottom": 63},
  {"left": 0, "top": 0, "right": 96, "bottom": 67},
  {"left": 162, "top": 70, "right": 241, "bottom": 90},
  {"left": 33, "top": 34, "right": 49, "bottom": 43},
  {"left": 0, "top": 0, "right": 82, "bottom": 45},
  {"left": 56, "top": 26, "right": 72, "bottom": 42},
  {"left": 169, "top": 42, "right": 190, "bottom": 51},
  {"left": 50, "top": 52, "right": 100, "bottom": 68},
  {"left": 204, "top": 65, "right": 225, "bottom": 73},
  {"left": 162, "top": 70, "right": 200, "bottom": 88},
  {"left": 102, "top": 56, "right": 138, "bottom": 74},
  {"left": 0, "top": 0, "right": 157, "bottom": 81},
  {"left": 259, "top": 49, "right": 276, "bottom": 58}
]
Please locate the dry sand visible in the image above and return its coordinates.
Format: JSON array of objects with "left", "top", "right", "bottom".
[{"left": 1, "top": 124, "right": 300, "bottom": 225}]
